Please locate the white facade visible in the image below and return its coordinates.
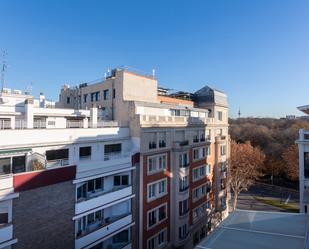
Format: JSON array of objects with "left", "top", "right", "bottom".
[{"left": 0, "top": 92, "right": 135, "bottom": 249}]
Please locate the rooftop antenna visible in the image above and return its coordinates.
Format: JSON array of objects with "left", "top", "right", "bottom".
[
  {"left": 238, "top": 108, "right": 241, "bottom": 119},
  {"left": 1, "top": 50, "right": 8, "bottom": 92}
]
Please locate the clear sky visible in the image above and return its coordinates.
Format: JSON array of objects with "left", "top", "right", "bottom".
[{"left": 1, "top": 0, "right": 309, "bottom": 118}]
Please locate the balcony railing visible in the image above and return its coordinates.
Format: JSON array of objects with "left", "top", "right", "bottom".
[
  {"left": 179, "top": 185, "right": 189, "bottom": 192},
  {"left": 104, "top": 152, "right": 131, "bottom": 161},
  {"left": 76, "top": 213, "right": 130, "bottom": 239},
  {"left": 46, "top": 159, "right": 69, "bottom": 168},
  {"left": 34, "top": 120, "right": 46, "bottom": 129},
  {"left": 66, "top": 120, "right": 84, "bottom": 128},
  {"left": 0, "top": 120, "right": 11, "bottom": 129}
]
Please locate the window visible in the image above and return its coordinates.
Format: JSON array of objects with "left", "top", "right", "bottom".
[
  {"left": 193, "top": 203, "right": 209, "bottom": 223},
  {"left": 148, "top": 229, "right": 166, "bottom": 249},
  {"left": 0, "top": 158, "right": 10, "bottom": 175},
  {"left": 148, "top": 154, "right": 166, "bottom": 175},
  {"left": 220, "top": 145, "right": 226, "bottom": 156},
  {"left": 206, "top": 129, "right": 211, "bottom": 140},
  {"left": 46, "top": 149, "right": 69, "bottom": 161},
  {"left": 193, "top": 149, "right": 199, "bottom": 160},
  {"left": 77, "top": 177, "right": 104, "bottom": 200},
  {"left": 0, "top": 213, "right": 8, "bottom": 225},
  {"left": 179, "top": 176, "right": 189, "bottom": 191},
  {"left": 114, "top": 175, "right": 129, "bottom": 186},
  {"left": 158, "top": 230, "right": 165, "bottom": 246},
  {"left": 79, "top": 146, "right": 91, "bottom": 159},
  {"left": 90, "top": 92, "right": 95, "bottom": 102},
  {"left": 95, "top": 91, "right": 100, "bottom": 101},
  {"left": 179, "top": 199, "right": 189, "bottom": 216},
  {"left": 0, "top": 155, "right": 27, "bottom": 174},
  {"left": 113, "top": 88, "right": 116, "bottom": 98},
  {"left": 148, "top": 210, "right": 156, "bottom": 227},
  {"left": 206, "top": 164, "right": 212, "bottom": 176},
  {"left": 158, "top": 132, "right": 166, "bottom": 148},
  {"left": 83, "top": 94, "right": 88, "bottom": 103},
  {"left": 147, "top": 179, "right": 167, "bottom": 201},
  {"left": 148, "top": 237, "right": 155, "bottom": 249},
  {"left": 66, "top": 97, "right": 70, "bottom": 104},
  {"left": 218, "top": 111, "right": 223, "bottom": 121},
  {"left": 179, "top": 224, "right": 188, "bottom": 239},
  {"left": 103, "top": 89, "right": 109, "bottom": 100},
  {"left": 193, "top": 165, "right": 207, "bottom": 181},
  {"left": 179, "top": 152, "right": 188, "bottom": 168},
  {"left": 112, "top": 229, "right": 129, "bottom": 244},
  {"left": 206, "top": 146, "right": 211, "bottom": 156},
  {"left": 192, "top": 184, "right": 207, "bottom": 202},
  {"left": 305, "top": 152, "right": 309, "bottom": 178},
  {"left": 105, "top": 143, "right": 121, "bottom": 154},
  {"left": 147, "top": 204, "right": 167, "bottom": 229}
]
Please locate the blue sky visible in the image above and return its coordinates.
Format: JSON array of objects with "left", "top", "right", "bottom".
[{"left": 1, "top": 0, "right": 309, "bottom": 118}]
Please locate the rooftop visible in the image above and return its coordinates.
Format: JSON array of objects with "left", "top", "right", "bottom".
[{"left": 196, "top": 210, "right": 309, "bottom": 249}]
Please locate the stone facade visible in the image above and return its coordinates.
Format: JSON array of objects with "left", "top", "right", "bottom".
[{"left": 12, "top": 181, "right": 75, "bottom": 249}]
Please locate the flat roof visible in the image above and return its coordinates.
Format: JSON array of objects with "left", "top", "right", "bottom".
[{"left": 196, "top": 210, "right": 309, "bottom": 249}]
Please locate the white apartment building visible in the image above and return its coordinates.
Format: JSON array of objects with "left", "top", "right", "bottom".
[{"left": 0, "top": 91, "right": 136, "bottom": 249}]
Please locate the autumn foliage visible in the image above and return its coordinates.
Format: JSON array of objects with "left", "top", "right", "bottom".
[{"left": 230, "top": 140, "right": 265, "bottom": 210}]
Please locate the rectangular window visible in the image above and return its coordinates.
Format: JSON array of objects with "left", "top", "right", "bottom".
[
  {"left": 147, "top": 154, "right": 166, "bottom": 175},
  {"left": 91, "top": 92, "right": 95, "bottom": 102},
  {"left": 0, "top": 157, "right": 11, "bottom": 175},
  {"left": 66, "top": 97, "right": 70, "bottom": 104},
  {"left": 305, "top": 152, "right": 309, "bottom": 178},
  {"left": 148, "top": 204, "right": 167, "bottom": 229},
  {"left": 105, "top": 143, "right": 121, "bottom": 154},
  {"left": 79, "top": 146, "right": 91, "bottom": 159},
  {"left": 218, "top": 111, "right": 223, "bottom": 121},
  {"left": 148, "top": 237, "right": 155, "bottom": 249},
  {"left": 114, "top": 175, "right": 129, "bottom": 186},
  {"left": 179, "top": 199, "right": 189, "bottom": 216},
  {"left": 220, "top": 145, "right": 226, "bottom": 156},
  {"left": 83, "top": 94, "right": 88, "bottom": 103},
  {"left": 46, "top": 149, "right": 69, "bottom": 161},
  {"left": 95, "top": 91, "right": 100, "bottom": 101},
  {"left": 193, "top": 149, "right": 199, "bottom": 160},
  {"left": 0, "top": 213, "right": 8, "bottom": 225},
  {"left": 103, "top": 89, "right": 109, "bottom": 100},
  {"left": 158, "top": 230, "right": 165, "bottom": 246},
  {"left": 148, "top": 179, "right": 167, "bottom": 201},
  {"left": 113, "top": 89, "right": 116, "bottom": 98}
]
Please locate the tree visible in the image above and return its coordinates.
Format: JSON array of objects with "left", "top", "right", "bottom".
[
  {"left": 230, "top": 140, "right": 265, "bottom": 210},
  {"left": 282, "top": 144, "right": 299, "bottom": 181}
]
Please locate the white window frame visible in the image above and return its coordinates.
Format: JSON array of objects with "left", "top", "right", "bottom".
[
  {"left": 192, "top": 183, "right": 207, "bottom": 202},
  {"left": 192, "top": 165, "right": 207, "bottom": 182},
  {"left": 147, "top": 178, "right": 168, "bottom": 202},
  {"left": 147, "top": 153, "right": 167, "bottom": 175},
  {"left": 147, "top": 228, "right": 167, "bottom": 249},
  {"left": 147, "top": 203, "right": 168, "bottom": 230}
]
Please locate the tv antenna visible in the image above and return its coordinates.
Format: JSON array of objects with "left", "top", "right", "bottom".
[{"left": 1, "top": 50, "right": 8, "bottom": 91}]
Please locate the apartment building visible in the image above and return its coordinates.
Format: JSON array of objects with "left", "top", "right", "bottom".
[
  {"left": 57, "top": 68, "right": 230, "bottom": 249},
  {"left": 0, "top": 91, "right": 136, "bottom": 249},
  {"left": 297, "top": 105, "right": 309, "bottom": 214}
]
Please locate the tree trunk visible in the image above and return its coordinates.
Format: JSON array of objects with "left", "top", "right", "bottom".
[{"left": 233, "top": 192, "right": 238, "bottom": 211}]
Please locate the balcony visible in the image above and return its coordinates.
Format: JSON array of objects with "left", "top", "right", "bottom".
[
  {"left": 104, "top": 152, "right": 131, "bottom": 161},
  {"left": 0, "top": 223, "right": 13, "bottom": 244},
  {"left": 76, "top": 186, "right": 133, "bottom": 214},
  {"left": 139, "top": 114, "right": 214, "bottom": 127},
  {"left": 75, "top": 214, "right": 133, "bottom": 249}
]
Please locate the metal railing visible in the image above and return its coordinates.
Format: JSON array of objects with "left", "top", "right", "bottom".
[
  {"left": 66, "top": 120, "right": 84, "bottom": 128},
  {"left": 34, "top": 120, "right": 46, "bottom": 129},
  {"left": 104, "top": 152, "right": 131, "bottom": 161},
  {"left": 46, "top": 159, "right": 69, "bottom": 168},
  {"left": 0, "top": 120, "right": 11, "bottom": 129}
]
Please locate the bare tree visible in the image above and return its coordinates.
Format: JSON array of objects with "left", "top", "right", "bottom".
[
  {"left": 230, "top": 140, "right": 265, "bottom": 210},
  {"left": 282, "top": 144, "right": 299, "bottom": 181}
]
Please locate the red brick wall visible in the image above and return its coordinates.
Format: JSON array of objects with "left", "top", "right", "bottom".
[{"left": 142, "top": 151, "right": 171, "bottom": 249}]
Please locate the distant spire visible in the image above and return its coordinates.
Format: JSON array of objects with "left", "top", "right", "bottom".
[{"left": 238, "top": 108, "right": 241, "bottom": 119}]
